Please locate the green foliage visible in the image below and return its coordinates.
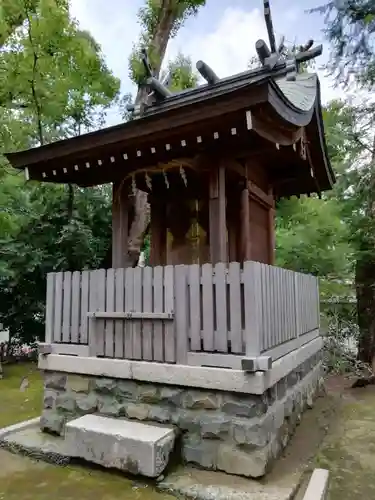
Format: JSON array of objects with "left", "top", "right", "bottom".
[
  {"left": 165, "top": 53, "right": 198, "bottom": 91},
  {"left": 312, "top": 0, "right": 375, "bottom": 84},
  {"left": 0, "top": 0, "right": 119, "bottom": 343},
  {"left": 129, "top": 0, "right": 206, "bottom": 84},
  {"left": 0, "top": 183, "right": 112, "bottom": 343},
  {"left": 276, "top": 196, "right": 353, "bottom": 277}
]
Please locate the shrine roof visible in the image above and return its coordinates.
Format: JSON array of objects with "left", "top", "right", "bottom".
[
  {"left": 5, "top": 67, "right": 334, "bottom": 198},
  {"left": 5, "top": 0, "right": 335, "bottom": 198}
]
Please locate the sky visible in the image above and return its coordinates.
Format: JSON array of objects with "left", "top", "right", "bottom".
[{"left": 69, "top": 0, "right": 349, "bottom": 125}]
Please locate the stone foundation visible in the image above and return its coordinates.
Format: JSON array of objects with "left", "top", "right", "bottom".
[{"left": 40, "top": 351, "right": 323, "bottom": 478}]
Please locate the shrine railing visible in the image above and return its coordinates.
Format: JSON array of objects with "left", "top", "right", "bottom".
[{"left": 43, "top": 261, "right": 320, "bottom": 369}]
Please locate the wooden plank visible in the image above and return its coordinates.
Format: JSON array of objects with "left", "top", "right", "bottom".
[
  {"left": 214, "top": 262, "right": 228, "bottom": 352},
  {"left": 70, "top": 271, "right": 81, "bottom": 344},
  {"left": 240, "top": 188, "right": 251, "bottom": 261},
  {"left": 105, "top": 268, "right": 115, "bottom": 358},
  {"left": 164, "top": 265, "right": 175, "bottom": 363},
  {"left": 132, "top": 267, "right": 143, "bottom": 360},
  {"left": 124, "top": 268, "right": 134, "bottom": 358},
  {"left": 62, "top": 272, "right": 72, "bottom": 343},
  {"left": 88, "top": 271, "right": 97, "bottom": 356},
  {"left": 262, "top": 328, "right": 320, "bottom": 361},
  {"left": 142, "top": 266, "right": 153, "bottom": 360},
  {"left": 209, "top": 166, "right": 227, "bottom": 264},
  {"left": 243, "top": 261, "right": 262, "bottom": 356},
  {"left": 280, "top": 268, "right": 287, "bottom": 343},
  {"left": 39, "top": 343, "right": 90, "bottom": 357},
  {"left": 316, "top": 277, "right": 321, "bottom": 330},
  {"left": 189, "top": 264, "right": 201, "bottom": 351},
  {"left": 294, "top": 273, "right": 301, "bottom": 337},
  {"left": 114, "top": 268, "right": 125, "bottom": 359},
  {"left": 96, "top": 269, "right": 106, "bottom": 356},
  {"left": 45, "top": 273, "right": 55, "bottom": 344},
  {"left": 260, "top": 264, "right": 268, "bottom": 351},
  {"left": 289, "top": 270, "right": 297, "bottom": 339},
  {"left": 202, "top": 263, "right": 214, "bottom": 351},
  {"left": 88, "top": 311, "right": 173, "bottom": 320},
  {"left": 275, "top": 266, "right": 282, "bottom": 347},
  {"left": 53, "top": 272, "right": 63, "bottom": 342},
  {"left": 229, "top": 262, "right": 242, "bottom": 353},
  {"left": 175, "top": 265, "right": 188, "bottom": 364},
  {"left": 80, "top": 271, "right": 89, "bottom": 345},
  {"left": 153, "top": 266, "right": 164, "bottom": 361},
  {"left": 288, "top": 271, "right": 294, "bottom": 338}
]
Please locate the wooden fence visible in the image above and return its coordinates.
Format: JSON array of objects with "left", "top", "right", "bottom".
[{"left": 45, "top": 261, "right": 320, "bottom": 368}]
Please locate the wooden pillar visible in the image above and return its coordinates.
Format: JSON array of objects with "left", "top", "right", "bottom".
[
  {"left": 150, "top": 197, "right": 167, "bottom": 266},
  {"left": 268, "top": 188, "right": 275, "bottom": 265},
  {"left": 240, "top": 186, "right": 251, "bottom": 262},
  {"left": 112, "top": 180, "right": 129, "bottom": 268},
  {"left": 227, "top": 188, "right": 241, "bottom": 262},
  {"left": 209, "top": 166, "right": 227, "bottom": 264}
]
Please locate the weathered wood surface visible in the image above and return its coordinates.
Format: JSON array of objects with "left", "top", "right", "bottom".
[{"left": 45, "top": 261, "right": 319, "bottom": 365}]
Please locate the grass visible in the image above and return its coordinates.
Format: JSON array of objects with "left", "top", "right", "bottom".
[
  {"left": 0, "top": 363, "right": 42, "bottom": 428},
  {"left": 314, "top": 382, "right": 375, "bottom": 500},
  {"left": 0, "top": 363, "right": 173, "bottom": 500}
]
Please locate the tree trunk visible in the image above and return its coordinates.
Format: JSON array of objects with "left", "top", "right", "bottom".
[
  {"left": 356, "top": 256, "right": 375, "bottom": 367},
  {"left": 125, "top": 1, "right": 177, "bottom": 267},
  {"left": 357, "top": 133, "right": 375, "bottom": 370}
]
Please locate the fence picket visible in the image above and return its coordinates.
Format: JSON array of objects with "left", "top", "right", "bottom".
[
  {"left": 124, "top": 267, "right": 134, "bottom": 359},
  {"left": 153, "top": 266, "right": 164, "bottom": 361},
  {"left": 229, "top": 262, "right": 242, "bottom": 353},
  {"left": 114, "top": 268, "right": 125, "bottom": 359},
  {"left": 142, "top": 266, "right": 153, "bottom": 360},
  {"left": 96, "top": 269, "right": 106, "bottom": 356},
  {"left": 105, "top": 269, "right": 115, "bottom": 358},
  {"left": 175, "top": 265, "right": 188, "bottom": 364},
  {"left": 45, "top": 273, "right": 55, "bottom": 344},
  {"left": 214, "top": 262, "right": 228, "bottom": 352},
  {"left": 133, "top": 267, "right": 143, "bottom": 360},
  {"left": 62, "top": 272, "right": 72, "bottom": 343},
  {"left": 164, "top": 265, "right": 175, "bottom": 362},
  {"left": 70, "top": 271, "right": 80, "bottom": 344},
  {"left": 202, "top": 263, "right": 214, "bottom": 351},
  {"left": 53, "top": 272, "right": 63, "bottom": 342},
  {"left": 80, "top": 271, "right": 89, "bottom": 345},
  {"left": 189, "top": 264, "right": 201, "bottom": 351}
]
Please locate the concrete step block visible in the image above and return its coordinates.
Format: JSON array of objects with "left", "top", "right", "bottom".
[{"left": 65, "top": 414, "right": 175, "bottom": 478}]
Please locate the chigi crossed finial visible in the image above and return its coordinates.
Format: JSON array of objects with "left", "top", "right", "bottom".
[
  {"left": 128, "top": 0, "right": 324, "bottom": 119},
  {"left": 257, "top": 0, "right": 323, "bottom": 79}
]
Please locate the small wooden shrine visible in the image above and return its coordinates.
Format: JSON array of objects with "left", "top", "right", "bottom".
[
  {"left": 4, "top": 4, "right": 332, "bottom": 480},
  {"left": 6, "top": 2, "right": 334, "bottom": 270}
]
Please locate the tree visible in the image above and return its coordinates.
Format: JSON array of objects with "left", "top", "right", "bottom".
[
  {"left": 313, "top": 2, "right": 375, "bottom": 364},
  {"left": 312, "top": 0, "right": 375, "bottom": 84},
  {"left": 125, "top": 0, "right": 206, "bottom": 267},
  {"left": 0, "top": 0, "right": 120, "bottom": 343}
]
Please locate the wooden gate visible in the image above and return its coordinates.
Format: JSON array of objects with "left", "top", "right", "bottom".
[{"left": 88, "top": 267, "right": 175, "bottom": 362}]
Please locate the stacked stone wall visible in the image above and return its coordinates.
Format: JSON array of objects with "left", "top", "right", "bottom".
[{"left": 41, "top": 351, "right": 323, "bottom": 478}]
